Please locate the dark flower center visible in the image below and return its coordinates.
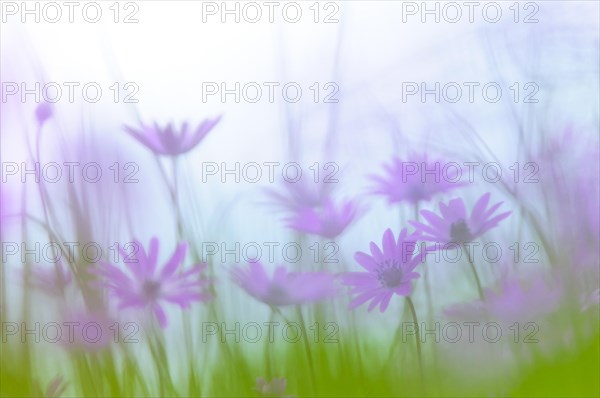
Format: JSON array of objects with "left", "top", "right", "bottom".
[
  {"left": 141, "top": 280, "right": 161, "bottom": 300},
  {"left": 450, "top": 219, "right": 472, "bottom": 243},
  {"left": 376, "top": 260, "right": 403, "bottom": 288}
]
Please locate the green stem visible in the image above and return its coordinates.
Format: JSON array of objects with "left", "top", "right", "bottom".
[
  {"left": 154, "top": 155, "right": 183, "bottom": 239},
  {"left": 464, "top": 244, "right": 485, "bottom": 300},
  {"left": 264, "top": 310, "right": 276, "bottom": 378},
  {"left": 148, "top": 330, "right": 177, "bottom": 396},
  {"left": 385, "top": 302, "right": 409, "bottom": 369},
  {"left": 405, "top": 296, "right": 424, "bottom": 387},
  {"left": 296, "top": 306, "right": 316, "bottom": 395}
]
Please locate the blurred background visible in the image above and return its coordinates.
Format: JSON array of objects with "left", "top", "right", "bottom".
[{"left": 1, "top": 1, "right": 599, "bottom": 396}]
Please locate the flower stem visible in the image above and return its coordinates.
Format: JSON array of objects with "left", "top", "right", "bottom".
[
  {"left": 264, "top": 310, "right": 276, "bottom": 378},
  {"left": 405, "top": 296, "right": 424, "bottom": 387},
  {"left": 154, "top": 155, "right": 184, "bottom": 239},
  {"left": 385, "top": 302, "right": 409, "bottom": 371},
  {"left": 415, "top": 203, "right": 435, "bottom": 323},
  {"left": 296, "top": 306, "right": 317, "bottom": 395},
  {"left": 463, "top": 244, "right": 485, "bottom": 300}
]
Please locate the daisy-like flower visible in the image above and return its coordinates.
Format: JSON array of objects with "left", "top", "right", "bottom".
[
  {"left": 124, "top": 116, "right": 221, "bottom": 156},
  {"left": 92, "top": 237, "right": 211, "bottom": 328},
  {"left": 370, "top": 152, "right": 463, "bottom": 205},
  {"left": 341, "top": 228, "right": 425, "bottom": 312},
  {"left": 284, "top": 198, "right": 358, "bottom": 239},
  {"left": 410, "top": 192, "right": 511, "bottom": 245},
  {"left": 231, "top": 262, "right": 335, "bottom": 307}
]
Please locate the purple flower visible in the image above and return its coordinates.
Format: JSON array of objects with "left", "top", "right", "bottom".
[
  {"left": 284, "top": 198, "right": 358, "bottom": 238},
  {"left": 484, "top": 278, "right": 561, "bottom": 324},
  {"left": 370, "top": 152, "right": 463, "bottom": 204},
  {"left": 266, "top": 180, "right": 358, "bottom": 238},
  {"left": 341, "top": 228, "right": 424, "bottom": 312},
  {"left": 410, "top": 192, "right": 511, "bottom": 244},
  {"left": 231, "top": 262, "right": 335, "bottom": 307},
  {"left": 124, "top": 116, "right": 221, "bottom": 156},
  {"left": 445, "top": 274, "right": 561, "bottom": 325},
  {"left": 92, "top": 238, "right": 211, "bottom": 328}
]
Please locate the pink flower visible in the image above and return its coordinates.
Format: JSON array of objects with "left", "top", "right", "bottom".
[
  {"left": 92, "top": 238, "right": 211, "bottom": 328},
  {"left": 341, "top": 228, "right": 424, "bottom": 312},
  {"left": 124, "top": 116, "right": 221, "bottom": 156},
  {"left": 370, "top": 152, "right": 463, "bottom": 204},
  {"left": 231, "top": 262, "right": 335, "bottom": 307},
  {"left": 284, "top": 198, "right": 358, "bottom": 238},
  {"left": 410, "top": 192, "right": 511, "bottom": 244}
]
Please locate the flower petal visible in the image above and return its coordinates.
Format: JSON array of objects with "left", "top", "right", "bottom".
[{"left": 153, "top": 304, "right": 168, "bottom": 328}]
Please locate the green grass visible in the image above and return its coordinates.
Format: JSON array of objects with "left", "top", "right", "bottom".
[{"left": 2, "top": 328, "right": 599, "bottom": 397}]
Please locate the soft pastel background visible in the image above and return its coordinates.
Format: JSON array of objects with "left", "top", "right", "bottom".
[{"left": 1, "top": 1, "right": 599, "bottom": 397}]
